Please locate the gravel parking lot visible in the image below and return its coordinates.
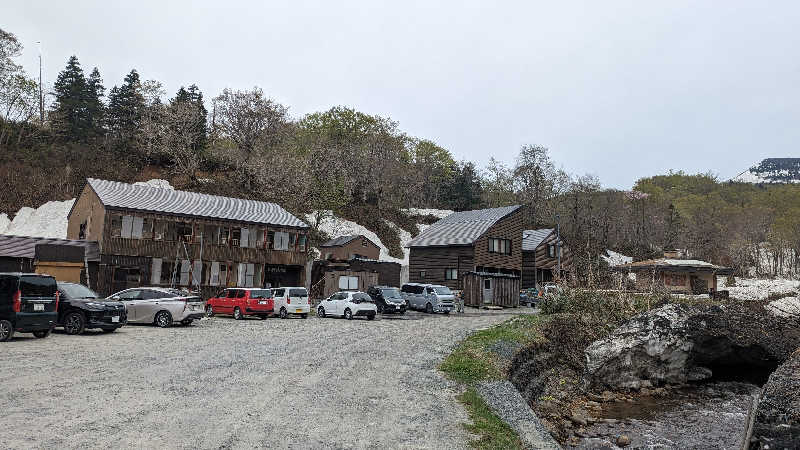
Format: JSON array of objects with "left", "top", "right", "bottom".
[{"left": 1, "top": 308, "right": 531, "bottom": 449}]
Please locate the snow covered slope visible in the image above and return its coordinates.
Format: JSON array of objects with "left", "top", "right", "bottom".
[
  {"left": 1, "top": 199, "right": 75, "bottom": 239},
  {"left": 717, "top": 276, "right": 799, "bottom": 301},
  {"left": 732, "top": 158, "right": 800, "bottom": 184},
  {"left": 402, "top": 208, "right": 454, "bottom": 220}
]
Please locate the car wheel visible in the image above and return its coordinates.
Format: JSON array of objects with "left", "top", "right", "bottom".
[
  {"left": 279, "top": 308, "right": 287, "bottom": 319},
  {"left": 181, "top": 319, "right": 193, "bottom": 326},
  {"left": 301, "top": 314, "right": 308, "bottom": 319},
  {"left": 258, "top": 314, "right": 268, "bottom": 320},
  {"left": 155, "top": 311, "right": 173, "bottom": 328},
  {"left": 0, "top": 320, "right": 13, "bottom": 342},
  {"left": 367, "top": 313, "right": 375, "bottom": 321},
  {"left": 443, "top": 310, "right": 450, "bottom": 315},
  {"left": 206, "top": 305, "right": 214, "bottom": 317},
  {"left": 344, "top": 308, "right": 353, "bottom": 320},
  {"left": 33, "top": 329, "right": 51, "bottom": 338},
  {"left": 64, "top": 311, "right": 86, "bottom": 335},
  {"left": 317, "top": 307, "right": 326, "bottom": 318},
  {"left": 102, "top": 328, "right": 117, "bottom": 333},
  {"left": 426, "top": 303, "right": 433, "bottom": 314},
  {"left": 233, "top": 307, "right": 243, "bottom": 320}
]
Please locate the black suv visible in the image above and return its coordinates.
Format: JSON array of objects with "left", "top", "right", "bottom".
[
  {"left": 0, "top": 273, "right": 59, "bottom": 341},
  {"left": 366, "top": 286, "right": 407, "bottom": 314},
  {"left": 57, "top": 282, "right": 127, "bottom": 334}
]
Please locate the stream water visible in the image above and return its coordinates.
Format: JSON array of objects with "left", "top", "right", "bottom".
[{"left": 576, "top": 382, "right": 761, "bottom": 449}]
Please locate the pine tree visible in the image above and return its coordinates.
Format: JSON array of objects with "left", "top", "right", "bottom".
[
  {"left": 52, "top": 55, "right": 90, "bottom": 141},
  {"left": 106, "top": 69, "right": 145, "bottom": 146},
  {"left": 170, "top": 84, "right": 207, "bottom": 151},
  {"left": 85, "top": 67, "right": 105, "bottom": 137}
]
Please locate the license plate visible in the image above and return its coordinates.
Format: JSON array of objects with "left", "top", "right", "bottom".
[
  {"left": 33, "top": 304, "right": 44, "bottom": 311},
  {"left": 259, "top": 301, "right": 267, "bottom": 305},
  {"left": 111, "top": 316, "right": 120, "bottom": 323},
  {"left": 295, "top": 309, "right": 302, "bottom": 313}
]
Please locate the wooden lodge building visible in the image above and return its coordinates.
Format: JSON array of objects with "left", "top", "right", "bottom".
[
  {"left": 406, "top": 205, "right": 523, "bottom": 297},
  {"left": 319, "top": 234, "right": 380, "bottom": 261},
  {"left": 521, "top": 228, "right": 573, "bottom": 289},
  {"left": 66, "top": 179, "right": 309, "bottom": 297},
  {"left": 615, "top": 254, "right": 732, "bottom": 295}
]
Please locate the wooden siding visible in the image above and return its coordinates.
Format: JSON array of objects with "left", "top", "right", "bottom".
[
  {"left": 321, "top": 236, "right": 380, "bottom": 261},
  {"left": 311, "top": 270, "right": 378, "bottom": 300},
  {"left": 462, "top": 273, "right": 520, "bottom": 307},
  {"left": 66, "top": 184, "right": 106, "bottom": 245},
  {"left": 473, "top": 208, "right": 523, "bottom": 273},
  {"left": 521, "top": 231, "right": 573, "bottom": 289},
  {"left": 408, "top": 246, "right": 474, "bottom": 290}
]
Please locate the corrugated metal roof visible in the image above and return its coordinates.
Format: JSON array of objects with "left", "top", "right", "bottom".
[
  {"left": 320, "top": 235, "right": 361, "bottom": 247},
  {"left": 0, "top": 235, "right": 100, "bottom": 261},
  {"left": 615, "top": 258, "right": 730, "bottom": 272},
  {"left": 522, "top": 229, "right": 553, "bottom": 251},
  {"left": 87, "top": 179, "right": 308, "bottom": 228},
  {"left": 406, "top": 205, "right": 521, "bottom": 247}
]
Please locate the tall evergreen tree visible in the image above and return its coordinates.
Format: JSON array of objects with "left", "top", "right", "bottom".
[
  {"left": 52, "top": 55, "right": 91, "bottom": 140},
  {"left": 85, "top": 67, "right": 105, "bottom": 137},
  {"left": 171, "top": 84, "right": 207, "bottom": 151},
  {"left": 106, "top": 69, "right": 145, "bottom": 146}
]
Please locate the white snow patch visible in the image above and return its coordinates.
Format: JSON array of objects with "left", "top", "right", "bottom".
[
  {"left": 0, "top": 213, "right": 10, "bottom": 234},
  {"left": 402, "top": 208, "right": 454, "bottom": 220},
  {"left": 133, "top": 179, "right": 174, "bottom": 190},
  {"left": 717, "top": 276, "right": 800, "bottom": 301},
  {"left": 766, "top": 296, "right": 800, "bottom": 319},
  {"left": 2, "top": 199, "right": 75, "bottom": 239},
  {"left": 602, "top": 249, "right": 633, "bottom": 267},
  {"left": 306, "top": 211, "right": 405, "bottom": 264}
]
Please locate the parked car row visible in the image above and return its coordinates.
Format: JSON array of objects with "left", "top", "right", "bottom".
[{"left": 205, "top": 287, "right": 310, "bottom": 319}]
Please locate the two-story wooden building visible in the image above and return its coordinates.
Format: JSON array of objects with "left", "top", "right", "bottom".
[
  {"left": 66, "top": 178, "right": 309, "bottom": 297},
  {"left": 521, "top": 228, "right": 573, "bottom": 289},
  {"left": 406, "top": 205, "right": 523, "bottom": 291}
]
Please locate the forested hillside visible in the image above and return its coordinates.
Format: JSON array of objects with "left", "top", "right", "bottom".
[{"left": 2, "top": 27, "right": 799, "bottom": 282}]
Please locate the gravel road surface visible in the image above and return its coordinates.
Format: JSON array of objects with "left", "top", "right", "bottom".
[{"left": 1, "top": 309, "right": 529, "bottom": 449}]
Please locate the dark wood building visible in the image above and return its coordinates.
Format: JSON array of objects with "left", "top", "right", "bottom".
[
  {"left": 406, "top": 205, "right": 523, "bottom": 291},
  {"left": 521, "top": 228, "right": 573, "bottom": 289},
  {"left": 310, "top": 257, "right": 401, "bottom": 299},
  {"left": 66, "top": 178, "right": 309, "bottom": 297},
  {"left": 319, "top": 235, "right": 380, "bottom": 261},
  {"left": 0, "top": 235, "right": 100, "bottom": 286}
]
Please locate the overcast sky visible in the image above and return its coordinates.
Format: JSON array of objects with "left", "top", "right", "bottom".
[{"left": 5, "top": 1, "right": 800, "bottom": 188}]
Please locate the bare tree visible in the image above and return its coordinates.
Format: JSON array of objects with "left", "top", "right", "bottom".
[{"left": 213, "top": 87, "right": 289, "bottom": 158}]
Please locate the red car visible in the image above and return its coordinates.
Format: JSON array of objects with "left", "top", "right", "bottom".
[{"left": 206, "top": 288, "right": 274, "bottom": 320}]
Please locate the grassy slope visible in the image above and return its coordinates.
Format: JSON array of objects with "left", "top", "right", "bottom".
[{"left": 439, "top": 315, "right": 546, "bottom": 449}]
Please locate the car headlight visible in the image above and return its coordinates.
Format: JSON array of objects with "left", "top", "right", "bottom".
[{"left": 85, "top": 302, "right": 107, "bottom": 309}]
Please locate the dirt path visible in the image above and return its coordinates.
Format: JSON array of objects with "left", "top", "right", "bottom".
[{"left": 1, "top": 309, "right": 529, "bottom": 449}]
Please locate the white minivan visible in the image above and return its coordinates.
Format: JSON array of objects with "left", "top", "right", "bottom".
[
  {"left": 317, "top": 291, "right": 377, "bottom": 320},
  {"left": 272, "top": 287, "right": 310, "bottom": 319},
  {"left": 401, "top": 283, "right": 455, "bottom": 314}
]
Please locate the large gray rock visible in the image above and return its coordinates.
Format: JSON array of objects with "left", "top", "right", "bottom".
[
  {"left": 750, "top": 348, "right": 800, "bottom": 449},
  {"left": 585, "top": 302, "right": 800, "bottom": 391}
]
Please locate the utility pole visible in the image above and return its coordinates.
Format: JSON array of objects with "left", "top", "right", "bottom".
[
  {"left": 37, "top": 41, "right": 43, "bottom": 124},
  {"left": 556, "top": 213, "right": 561, "bottom": 279}
]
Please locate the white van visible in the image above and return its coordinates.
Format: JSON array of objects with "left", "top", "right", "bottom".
[
  {"left": 400, "top": 283, "right": 455, "bottom": 314},
  {"left": 272, "top": 287, "right": 310, "bottom": 319}
]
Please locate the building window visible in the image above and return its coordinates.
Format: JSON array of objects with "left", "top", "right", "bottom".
[
  {"left": 154, "top": 220, "right": 166, "bottom": 240},
  {"left": 160, "top": 261, "right": 176, "bottom": 285},
  {"left": 266, "top": 231, "right": 275, "bottom": 250},
  {"left": 110, "top": 215, "right": 122, "bottom": 238},
  {"left": 220, "top": 227, "right": 230, "bottom": 246},
  {"left": 78, "top": 220, "right": 87, "bottom": 240},
  {"left": 121, "top": 215, "right": 134, "bottom": 238},
  {"left": 231, "top": 228, "right": 241, "bottom": 247},
  {"left": 420, "top": 270, "right": 426, "bottom": 279},
  {"left": 219, "top": 262, "right": 228, "bottom": 286},
  {"left": 131, "top": 217, "right": 144, "bottom": 239},
  {"left": 289, "top": 233, "right": 297, "bottom": 251},
  {"left": 176, "top": 222, "right": 193, "bottom": 242},
  {"left": 445, "top": 268, "right": 458, "bottom": 280},
  {"left": 165, "top": 222, "right": 178, "bottom": 241},
  {"left": 274, "top": 231, "right": 289, "bottom": 251},
  {"left": 240, "top": 228, "right": 250, "bottom": 248},
  {"left": 298, "top": 235, "right": 307, "bottom": 252},
  {"left": 256, "top": 228, "right": 266, "bottom": 248},
  {"left": 142, "top": 218, "right": 154, "bottom": 239},
  {"left": 338, "top": 275, "right": 359, "bottom": 290},
  {"left": 362, "top": 239, "right": 368, "bottom": 247},
  {"left": 488, "top": 238, "right": 511, "bottom": 255},
  {"left": 548, "top": 244, "right": 561, "bottom": 258}
]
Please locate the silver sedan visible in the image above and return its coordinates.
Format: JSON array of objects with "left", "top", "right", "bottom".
[{"left": 108, "top": 287, "right": 206, "bottom": 327}]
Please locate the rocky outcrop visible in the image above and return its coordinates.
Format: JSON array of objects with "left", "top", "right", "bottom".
[
  {"left": 750, "top": 349, "right": 800, "bottom": 449},
  {"left": 585, "top": 302, "right": 800, "bottom": 390}
]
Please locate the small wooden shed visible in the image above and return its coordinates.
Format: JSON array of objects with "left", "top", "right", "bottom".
[
  {"left": 311, "top": 269, "right": 378, "bottom": 301},
  {"left": 462, "top": 272, "right": 520, "bottom": 308}
]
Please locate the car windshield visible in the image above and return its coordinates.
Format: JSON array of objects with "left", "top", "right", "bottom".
[
  {"left": 20, "top": 276, "right": 57, "bottom": 297},
  {"left": 249, "top": 289, "right": 272, "bottom": 299},
  {"left": 381, "top": 288, "right": 402, "bottom": 299},
  {"left": 59, "top": 283, "right": 99, "bottom": 299},
  {"left": 289, "top": 288, "right": 307, "bottom": 297},
  {"left": 352, "top": 293, "right": 373, "bottom": 302},
  {"left": 433, "top": 286, "right": 452, "bottom": 295}
]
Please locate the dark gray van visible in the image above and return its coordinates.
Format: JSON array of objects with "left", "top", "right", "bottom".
[{"left": 0, "top": 273, "right": 59, "bottom": 341}]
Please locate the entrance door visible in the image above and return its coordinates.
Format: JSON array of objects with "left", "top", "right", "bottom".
[{"left": 482, "top": 278, "right": 493, "bottom": 304}]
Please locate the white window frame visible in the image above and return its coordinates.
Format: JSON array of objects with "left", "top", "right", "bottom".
[
  {"left": 131, "top": 217, "right": 144, "bottom": 239},
  {"left": 121, "top": 215, "right": 134, "bottom": 239}
]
